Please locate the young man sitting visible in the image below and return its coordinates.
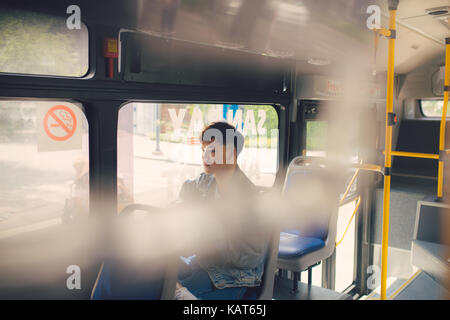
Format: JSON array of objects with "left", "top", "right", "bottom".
[{"left": 175, "top": 121, "right": 270, "bottom": 300}]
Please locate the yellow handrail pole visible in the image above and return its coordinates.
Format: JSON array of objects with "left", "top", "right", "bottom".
[
  {"left": 336, "top": 196, "right": 361, "bottom": 247},
  {"left": 389, "top": 151, "right": 439, "bottom": 160},
  {"left": 339, "top": 167, "right": 360, "bottom": 206},
  {"left": 437, "top": 37, "right": 450, "bottom": 199},
  {"left": 351, "top": 163, "right": 383, "bottom": 173},
  {"left": 380, "top": 0, "right": 398, "bottom": 300}
]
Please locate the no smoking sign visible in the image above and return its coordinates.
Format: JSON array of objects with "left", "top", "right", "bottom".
[
  {"left": 37, "top": 103, "right": 82, "bottom": 152},
  {"left": 44, "top": 105, "right": 77, "bottom": 141}
]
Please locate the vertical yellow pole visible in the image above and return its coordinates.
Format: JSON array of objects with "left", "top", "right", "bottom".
[
  {"left": 437, "top": 38, "right": 450, "bottom": 199},
  {"left": 380, "top": 1, "right": 398, "bottom": 300}
]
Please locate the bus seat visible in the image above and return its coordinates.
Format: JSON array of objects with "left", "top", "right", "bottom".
[
  {"left": 278, "top": 232, "right": 325, "bottom": 259},
  {"left": 277, "top": 156, "right": 339, "bottom": 289},
  {"left": 392, "top": 120, "right": 441, "bottom": 178},
  {"left": 90, "top": 259, "right": 176, "bottom": 300},
  {"left": 90, "top": 204, "right": 178, "bottom": 300}
]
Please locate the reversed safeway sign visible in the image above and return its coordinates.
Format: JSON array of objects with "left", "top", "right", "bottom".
[{"left": 37, "top": 103, "right": 82, "bottom": 152}]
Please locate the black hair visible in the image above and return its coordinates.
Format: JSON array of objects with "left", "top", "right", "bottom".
[{"left": 200, "top": 121, "right": 244, "bottom": 156}]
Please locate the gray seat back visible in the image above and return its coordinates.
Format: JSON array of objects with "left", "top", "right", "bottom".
[
  {"left": 91, "top": 204, "right": 178, "bottom": 300},
  {"left": 257, "top": 226, "right": 280, "bottom": 300},
  {"left": 277, "top": 156, "right": 341, "bottom": 272},
  {"left": 282, "top": 156, "right": 340, "bottom": 243}
]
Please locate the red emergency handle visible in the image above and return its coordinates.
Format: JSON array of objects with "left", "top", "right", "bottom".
[{"left": 103, "top": 38, "right": 118, "bottom": 79}]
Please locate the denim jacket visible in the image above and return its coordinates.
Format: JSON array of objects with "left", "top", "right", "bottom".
[{"left": 178, "top": 167, "right": 270, "bottom": 289}]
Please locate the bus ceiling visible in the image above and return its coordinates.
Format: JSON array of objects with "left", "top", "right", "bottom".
[{"left": 1, "top": 0, "right": 448, "bottom": 80}]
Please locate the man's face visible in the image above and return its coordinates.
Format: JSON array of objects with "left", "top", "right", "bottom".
[{"left": 201, "top": 140, "right": 236, "bottom": 175}]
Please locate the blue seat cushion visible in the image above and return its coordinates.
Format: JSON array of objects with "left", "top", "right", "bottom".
[
  {"left": 282, "top": 227, "right": 328, "bottom": 240},
  {"left": 278, "top": 232, "right": 325, "bottom": 259},
  {"left": 282, "top": 229, "right": 301, "bottom": 236},
  {"left": 305, "top": 228, "right": 328, "bottom": 240}
]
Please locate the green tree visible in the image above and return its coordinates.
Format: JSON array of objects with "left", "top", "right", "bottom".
[{"left": 0, "top": 8, "right": 88, "bottom": 77}]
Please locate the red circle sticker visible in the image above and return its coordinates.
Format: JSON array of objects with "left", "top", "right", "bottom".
[{"left": 43, "top": 105, "right": 77, "bottom": 141}]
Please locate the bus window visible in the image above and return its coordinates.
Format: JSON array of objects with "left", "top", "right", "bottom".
[
  {"left": 0, "top": 100, "right": 89, "bottom": 296},
  {"left": 305, "top": 120, "right": 327, "bottom": 157},
  {"left": 117, "top": 103, "right": 279, "bottom": 208},
  {"left": 0, "top": 8, "right": 89, "bottom": 77},
  {"left": 421, "top": 100, "right": 446, "bottom": 117}
]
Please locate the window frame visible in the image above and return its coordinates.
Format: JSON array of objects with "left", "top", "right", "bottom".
[
  {"left": 0, "top": 97, "right": 90, "bottom": 222},
  {"left": 0, "top": 7, "right": 94, "bottom": 79},
  {"left": 419, "top": 99, "right": 446, "bottom": 118},
  {"left": 116, "top": 100, "right": 282, "bottom": 206}
]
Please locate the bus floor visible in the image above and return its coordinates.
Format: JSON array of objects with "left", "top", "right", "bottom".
[
  {"left": 272, "top": 275, "right": 352, "bottom": 300},
  {"left": 363, "top": 269, "right": 449, "bottom": 300}
]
